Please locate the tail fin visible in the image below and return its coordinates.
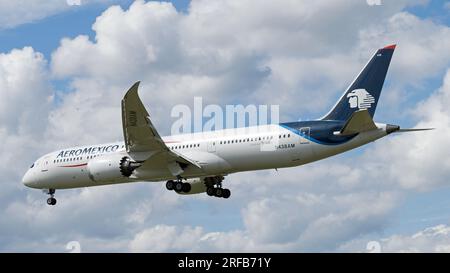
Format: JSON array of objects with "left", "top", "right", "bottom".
[{"left": 321, "top": 44, "right": 396, "bottom": 121}]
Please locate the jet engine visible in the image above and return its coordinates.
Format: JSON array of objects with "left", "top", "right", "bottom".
[{"left": 87, "top": 155, "right": 142, "bottom": 182}]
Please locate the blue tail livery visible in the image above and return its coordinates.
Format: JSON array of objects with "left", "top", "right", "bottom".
[{"left": 321, "top": 44, "right": 396, "bottom": 121}]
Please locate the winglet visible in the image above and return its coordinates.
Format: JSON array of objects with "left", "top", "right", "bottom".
[{"left": 124, "top": 81, "right": 141, "bottom": 98}]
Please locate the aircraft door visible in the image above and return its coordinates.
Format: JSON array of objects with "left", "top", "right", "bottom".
[
  {"left": 38, "top": 156, "right": 51, "bottom": 173},
  {"left": 207, "top": 141, "right": 216, "bottom": 153}
]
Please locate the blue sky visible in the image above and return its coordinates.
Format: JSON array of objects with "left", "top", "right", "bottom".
[
  {"left": 0, "top": 1, "right": 191, "bottom": 58},
  {"left": 1, "top": 0, "right": 450, "bottom": 252}
]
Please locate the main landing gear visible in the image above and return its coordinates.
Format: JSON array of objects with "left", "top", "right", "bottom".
[
  {"left": 204, "top": 176, "right": 230, "bottom": 199},
  {"left": 45, "top": 189, "right": 57, "bottom": 206},
  {"left": 166, "top": 179, "right": 191, "bottom": 193},
  {"left": 165, "top": 176, "right": 231, "bottom": 199},
  {"left": 206, "top": 184, "right": 231, "bottom": 199}
]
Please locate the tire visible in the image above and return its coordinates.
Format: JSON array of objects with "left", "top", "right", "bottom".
[
  {"left": 166, "top": 180, "right": 175, "bottom": 190},
  {"left": 222, "top": 189, "right": 231, "bottom": 199},
  {"left": 182, "top": 183, "right": 191, "bottom": 193},
  {"left": 47, "top": 198, "right": 53, "bottom": 205},
  {"left": 215, "top": 188, "right": 223, "bottom": 198},
  {"left": 51, "top": 198, "right": 57, "bottom": 205},
  {"left": 206, "top": 187, "right": 215, "bottom": 196},
  {"left": 174, "top": 182, "right": 183, "bottom": 192}
]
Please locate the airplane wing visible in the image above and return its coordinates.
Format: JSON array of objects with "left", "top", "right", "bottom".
[
  {"left": 338, "top": 109, "right": 377, "bottom": 136},
  {"left": 121, "top": 82, "right": 202, "bottom": 176},
  {"left": 122, "top": 82, "right": 165, "bottom": 153}
]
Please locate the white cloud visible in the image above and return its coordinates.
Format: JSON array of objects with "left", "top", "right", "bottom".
[
  {"left": 341, "top": 224, "right": 450, "bottom": 253},
  {"left": 50, "top": 0, "right": 450, "bottom": 122},
  {"left": 129, "top": 225, "right": 204, "bottom": 252},
  {"left": 363, "top": 68, "right": 450, "bottom": 190},
  {"left": 0, "top": 47, "right": 53, "bottom": 202},
  {"left": 0, "top": 0, "right": 68, "bottom": 29},
  {"left": 0, "top": 0, "right": 116, "bottom": 29},
  {"left": 122, "top": 187, "right": 398, "bottom": 252},
  {"left": 0, "top": 47, "right": 52, "bottom": 135}
]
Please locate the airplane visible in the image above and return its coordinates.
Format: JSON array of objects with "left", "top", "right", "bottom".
[{"left": 23, "top": 44, "right": 432, "bottom": 205}]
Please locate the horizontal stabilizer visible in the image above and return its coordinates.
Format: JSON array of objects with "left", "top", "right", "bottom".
[{"left": 337, "top": 109, "right": 377, "bottom": 136}]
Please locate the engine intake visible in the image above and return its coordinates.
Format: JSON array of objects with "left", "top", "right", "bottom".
[
  {"left": 120, "top": 157, "right": 142, "bottom": 177},
  {"left": 87, "top": 155, "right": 142, "bottom": 182}
]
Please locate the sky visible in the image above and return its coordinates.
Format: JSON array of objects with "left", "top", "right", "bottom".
[{"left": 1, "top": 0, "right": 450, "bottom": 252}]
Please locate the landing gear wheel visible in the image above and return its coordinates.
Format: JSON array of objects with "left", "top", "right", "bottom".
[
  {"left": 47, "top": 197, "right": 56, "bottom": 206},
  {"left": 182, "top": 183, "right": 191, "bottom": 193},
  {"left": 206, "top": 187, "right": 215, "bottom": 196},
  {"left": 215, "top": 188, "right": 223, "bottom": 198},
  {"left": 166, "top": 180, "right": 175, "bottom": 190},
  {"left": 174, "top": 182, "right": 184, "bottom": 192},
  {"left": 222, "top": 189, "right": 231, "bottom": 199},
  {"left": 45, "top": 189, "right": 57, "bottom": 205}
]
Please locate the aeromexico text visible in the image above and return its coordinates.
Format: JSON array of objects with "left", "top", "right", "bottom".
[{"left": 56, "top": 145, "right": 120, "bottom": 158}]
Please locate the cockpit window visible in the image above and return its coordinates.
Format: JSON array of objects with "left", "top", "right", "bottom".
[{"left": 30, "top": 163, "right": 34, "bottom": 168}]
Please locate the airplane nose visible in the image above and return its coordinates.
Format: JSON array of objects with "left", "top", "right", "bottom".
[{"left": 22, "top": 171, "right": 35, "bottom": 188}]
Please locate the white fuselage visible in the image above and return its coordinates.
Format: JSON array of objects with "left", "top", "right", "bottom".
[{"left": 22, "top": 123, "right": 388, "bottom": 190}]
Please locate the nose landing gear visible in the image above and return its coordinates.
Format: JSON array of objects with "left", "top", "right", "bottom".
[{"left": 44, "top": 189, "right": 57, "bottom": 206}]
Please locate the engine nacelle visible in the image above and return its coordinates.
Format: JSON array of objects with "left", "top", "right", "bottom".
[{"left": 87, "top": 154, "right": 141, "bottom": 182}]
